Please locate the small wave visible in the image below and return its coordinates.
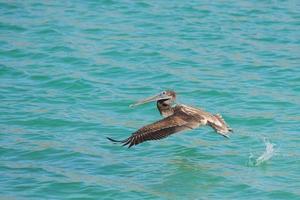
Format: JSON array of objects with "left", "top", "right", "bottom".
[{"left": 248, "top": 138, "right": 276, "bottom": 166}]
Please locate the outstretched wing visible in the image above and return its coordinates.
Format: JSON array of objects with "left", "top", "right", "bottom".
[{"left": 107, "top": 110, "right": 198, "bottom": 148}]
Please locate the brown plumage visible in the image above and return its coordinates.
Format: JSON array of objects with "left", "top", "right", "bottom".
[{"left": 107, "top": 91, "right": 232, "bottom": 148}]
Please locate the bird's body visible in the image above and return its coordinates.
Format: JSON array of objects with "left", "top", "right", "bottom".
[{"left": 107, "top": 91, "right": 232, "bottom": 148}]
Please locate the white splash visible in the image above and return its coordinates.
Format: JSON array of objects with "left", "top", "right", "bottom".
[{"left": 248, "top": 138, "right": 276, "bottom": 166}]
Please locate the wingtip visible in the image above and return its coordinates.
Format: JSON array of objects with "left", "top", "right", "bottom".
[
  {"left": 217, "top": 132, "right": 230, "bottom": 139},
  {"left": 223, "top": 134, "right": 230, "bottom": 139},
  {"left": 128, "top": 142, "right": 135, "bottom": 148},
  {"left": 107, "top": 136, "right": 135, "bottom": 148},
  {"left": 107, "top": 137, "right": 127, "bottom": 143},
  {"left": 107, "top": 137, "right": 118, "bottom": 143}
]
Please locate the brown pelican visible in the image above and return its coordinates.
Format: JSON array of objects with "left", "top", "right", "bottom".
[{"left": 107, "top": 90, "right": 232, "bottom": 148}]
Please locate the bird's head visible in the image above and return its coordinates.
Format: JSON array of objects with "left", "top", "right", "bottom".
[{"left": 130, "top": 90, "right": 176, "bottom": 107}]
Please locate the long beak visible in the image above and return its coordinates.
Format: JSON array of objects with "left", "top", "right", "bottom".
[{"left": 129, "top": 93, "right": 171, "bottom": 107}]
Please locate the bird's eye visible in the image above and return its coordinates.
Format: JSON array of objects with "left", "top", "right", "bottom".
[{"left": 162, "top": 91, "right": 166, "bottom": 95}]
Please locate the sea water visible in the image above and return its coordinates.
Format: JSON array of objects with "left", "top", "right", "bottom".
[{"left": 1, "top": 1, "right": 300, "bottom": 199}]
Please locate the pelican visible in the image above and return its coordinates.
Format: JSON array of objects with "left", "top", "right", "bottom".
[{"left": 107, "top": 90, "right": 233, "bottom": 148}]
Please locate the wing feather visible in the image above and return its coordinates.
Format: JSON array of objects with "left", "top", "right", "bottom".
[
  {"left": 108, "top": 110, "right": 197, "bottom": 148},
  {"left": 207, "top": 114, "right": 233, "bottom": 137},
  {"left": 107, "top": 104, "right": 232, "bottom": 148}
]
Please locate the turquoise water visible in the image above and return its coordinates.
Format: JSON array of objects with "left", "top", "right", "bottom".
[{"left": 1, "top": 0, "right": 300, "bottom": 199}]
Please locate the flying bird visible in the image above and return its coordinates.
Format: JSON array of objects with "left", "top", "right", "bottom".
[{"left": 107, "top": 90, "right": 232, "bottom": 148}]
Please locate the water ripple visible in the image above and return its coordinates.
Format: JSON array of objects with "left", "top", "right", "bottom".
[{"left": 1, "top": 0, "right": 300, "bottom": 199}]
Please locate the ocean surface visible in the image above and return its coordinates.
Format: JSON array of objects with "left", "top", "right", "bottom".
[{"left": 1, "top": 1, "right": 300, "bottom": 199}]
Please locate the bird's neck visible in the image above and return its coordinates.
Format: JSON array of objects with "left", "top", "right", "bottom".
[{"left": 157, "top": 100, "right": 174, "bottom": 117}]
